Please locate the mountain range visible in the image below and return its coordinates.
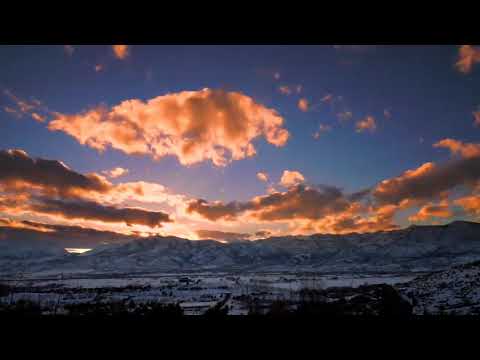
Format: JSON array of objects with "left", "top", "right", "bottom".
[{"left": 2, "top": 221, "right": 480, "bottom": 275}]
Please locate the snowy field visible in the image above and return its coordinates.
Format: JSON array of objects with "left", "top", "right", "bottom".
[{"left": 0, "top": 271, "right": 418, "bottom": 315}]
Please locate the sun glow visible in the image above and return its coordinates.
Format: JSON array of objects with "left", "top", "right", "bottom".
[{"left": 65, "top": 248, "right": 92, "bottom": 254}]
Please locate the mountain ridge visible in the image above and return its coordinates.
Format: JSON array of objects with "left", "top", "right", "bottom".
[{"left": 2, "top": 221, "right": 480, "bottom": 275}]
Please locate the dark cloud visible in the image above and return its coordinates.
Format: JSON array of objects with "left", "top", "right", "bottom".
[
  {"left": 0, "top": 149, "right": 110, "bottom": 196},
  {"left": 30, "top": 198, "right": 171, "bottom": 227},
  {"left": 188, "top": 185, "right": 352, "bottom": 222},
  {"left": 196, "top": 229, "right": 250, "bottom": 242},
  {"left": 254, "top": 230, "right": 272, "bottom": 238},
  {"left": 0, "top": 220, "right": 135, "bottom": 248},
  {"left": 373, "top": 156, "right": 480, "bottom": 206}
]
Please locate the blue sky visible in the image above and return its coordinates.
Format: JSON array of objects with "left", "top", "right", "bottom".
[{"left": 1, "top": 45, "right": 480, "bottom": 239}]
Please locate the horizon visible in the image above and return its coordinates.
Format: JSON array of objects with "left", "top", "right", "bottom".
[{"left": 2, "top": 45, "right": 480, "bottom": 248}]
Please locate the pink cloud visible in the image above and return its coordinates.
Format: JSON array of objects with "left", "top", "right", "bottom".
[
  {"left": 356, "top": 116, "right": 376, "bottom": 133},
  {"left": 48, "top": 89, "right": 289, "bottom": 167},
  {"left": 280, "top": 170, "right": 305, "bottom": 187},
  {"left": 112, "top": 45, "right": 129, "bottom": 60}
]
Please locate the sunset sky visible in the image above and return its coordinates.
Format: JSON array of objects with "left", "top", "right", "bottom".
[{"left": 2, "top": 45, "right": 480, "bottom": 245}]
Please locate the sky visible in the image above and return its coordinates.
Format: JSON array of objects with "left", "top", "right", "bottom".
[{"left": 1, "top": 44, "right": 480, "bottom": 246}]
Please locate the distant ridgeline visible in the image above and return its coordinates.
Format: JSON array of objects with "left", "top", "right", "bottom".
[{"left": 2, "top": 221, "right": 480, "bottom": 275}]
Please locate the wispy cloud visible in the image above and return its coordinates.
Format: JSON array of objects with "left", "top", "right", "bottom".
[
  {"left": 2, "top": 89, "right": 48, "bottom": 122},
  {"left": 102, "top": 167, "right": 129, "bottom": 179},
  {"left": 455, "top": 45, "right": 480, "bottom": 74},
  {"left": 313, "top": 124, "right": 332, "bottom": 139}
]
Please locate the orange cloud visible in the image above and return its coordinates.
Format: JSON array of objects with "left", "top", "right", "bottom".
[
  {"left": 112, "top": 45, "right": 129, "bottom": 60},
  {"left": 321, "top": 94, "right": 334, "bottom": 104},
  {"left": 3, "top": 89, "right": 48, "bottom": 122},
  {"left": 186, "top": 183, "right": 397, "bottom": 235},
  {"left": 102, "top": 167, "right": 129, "bottom": 179},
  {"left": 408, "top": 201, "right": 452, "bottom": 222},
  {"left": 48, "top": 89, "right": 289, "bottom": 167},
  {"left": 372, "top": 141, "right": 480, "bottom": 207},
  {"left": 257, "top": 172, "right": 269, "bottom": 182},
  {"left": 298, "top": 98, "right": 309, "bottom": 112},
  {"left": 473, "top": 110, "right": 480, "bottom": 127},
  {"left": 31, "top": 113, "right": 46, "bottom": 122},
  {"left": 434, "top": 138, "right": 480, "bottom": 158},
  {"left": 455, "top": 195, "right": 480, "bottom": 216},
  {"left": 280, "top": 170, "right": 305, "bottom": 187},
  {"left": 188, "top": 185, "right": 352, "bottom": 223},
  {"left": 455, "top": 45, "right": 480, "bottom": 74},
  {"left": 356, "top": 116, "right": 376, "bottom": 133},
  {"left": 278, "top": 86, "right": 292, "bottom": 95}
]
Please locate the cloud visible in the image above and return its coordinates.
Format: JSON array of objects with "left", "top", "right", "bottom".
[
  {"left": 254, "top": 230, "right": 272, "bottom": 238},
  {"left": 0, "top": 149, "right": 110, "bottom": 196},
  {"left": 278, "top": 86, "right": 292, "bottom": 95},
  {"left": 0, "top": 150, "right": 205, "bottom": 238},
  {"left": 455, "top": 45, "right": 480, "bottom": 74},
  {"left": 0, "top": 219, "right": 135, "bottom": 248},
  {"left": 372, "top": 150, "right": 480, "bottom": 207},
  {"left": 298, "top": 98, "right": 309, "bottom": 112},
  {"left": 189, "top": 138, "right": 480, "bottom": 233},
  {"left": 196, "top": 229, "right": 250, "bottom": 242},
  {"left": 384, "top": 109, "right": 392, "bottom": 119},
  {"left": 31, "top": 113, "right": 46, "bottom": 122},
  {"left": 321, "top": 94, "right": 334, "bottom": 104},
  {"left": 337, "top": 111, "right": 353, "bottom": 122},
  {"left": 356, "top": 116, "right": 376, "bottom": 133},
  {"left": 473, "top": 110, "right": 480, "bottom": 127},
  {"left": 280, "top": 170, "right": 305, "bottom": 187},
  {"left": 112, "top": 45, "right": 129, "bottom": 60},
  {"left": 30, "top": 197, "right": 171, "bottom": 228},
  {"left": 102, "top": 167, "right": 129, "bottom": 179},
  {"left": 95, "top": 64, "right": 103, "bottom": 72},
  {"left": 48, "top": 89, "right": 289, "bottom": 167},
  {"left": 185, "top": 138, "right": 480, "bottom": 233},
  {"left": 3, "top": 89, "right": 47, "bottom": 122},
  {"left": 188, "top": 184, "right": 350, "bottom": 222},
  {"left": 187, "top": 184, "right": 396, "bottom": 235},
  {"left": 434, "top": 138, "right": 480, "bottom": 158},
  {"left": 257, "top": 172, "right": 269, "bottom": 182},
  {"left": 408, "top": 201, "right": 452, "bottom": 222},
  {"left": 455, "top": 195, "right": 480, "bottom": 216},
  {"left": 186, "top": 198, "right": 250, "bottom": 221},
  {"left": 313, "top": 124, "right": 332, "bottom": 139},
  {"left": 64, "top": 45, "right": 75, "bottom": 56}
]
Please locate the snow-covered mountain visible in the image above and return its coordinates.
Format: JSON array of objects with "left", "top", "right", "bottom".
[{"left": 2, "top": 221, "right": 480, "bottom": 275}]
